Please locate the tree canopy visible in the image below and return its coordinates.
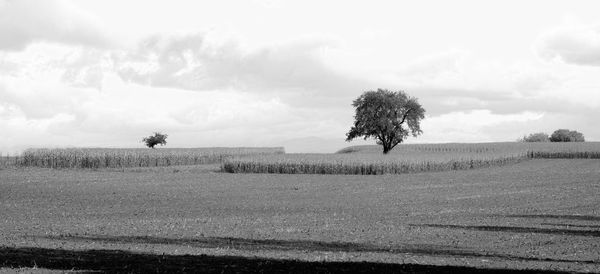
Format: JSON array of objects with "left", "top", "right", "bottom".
[
  {"left": 549, "top": 129, "right": 585, "bottom": 142},
  {"left": 346, "top": 89, "right": 425, "bottom": 154},
  {"left": 520, "top": 132, "right": 550, "bottom": 142},
  {"left": 142, "top": 132, "right": 168, "bottom": 148}
]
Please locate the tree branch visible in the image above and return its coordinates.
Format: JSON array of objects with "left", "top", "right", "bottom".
[
  {"left": 390, "top": 139, "right": 401, "bottom": 151},
  {"left": 398, "top": 108, "right": 413, "bottom": 125},
  {"left": 376, "top": 132, "right": 385, "bottom": 147}
]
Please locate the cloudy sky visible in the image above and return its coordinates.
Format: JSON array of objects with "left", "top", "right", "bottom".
[{"left": 1, "top": 0, "right": 599, "bottom": 153}]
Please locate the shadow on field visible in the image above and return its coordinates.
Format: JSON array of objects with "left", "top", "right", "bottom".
[
  {"left": 413, "top": 224, "right": 600, "bottom": 237},
  {"left": 0, "top": 246, "right": 574, "bottom": 274},
  {"left": 540, "top": 223, "right": 600, "bottom": 229},
  {"left": 38, "top": 235, "right": 597, "bottom": 265},
  {"left": 498, "top": 214, "right": 600, "bottom": 222}
]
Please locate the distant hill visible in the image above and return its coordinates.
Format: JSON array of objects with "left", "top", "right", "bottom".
[{"left": 336, "top": 145, "right": 382, "bottom": 154}]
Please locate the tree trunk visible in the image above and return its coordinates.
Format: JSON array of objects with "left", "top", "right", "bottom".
[{"left": 382, "top": 144, "right": 391, "bottom": 154}]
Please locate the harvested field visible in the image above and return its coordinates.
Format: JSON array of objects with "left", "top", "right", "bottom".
[{"left": 1, "top": 159, "right": 599, "bottom": 273}]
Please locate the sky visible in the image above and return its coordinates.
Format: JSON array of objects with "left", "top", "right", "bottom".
[{"left": 1, "top": 0, "right": 600, "bottom": 153}]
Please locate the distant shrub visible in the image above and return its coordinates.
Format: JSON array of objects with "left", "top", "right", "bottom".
[
  {"left": 142, "top": 132, "right": 168, "bottom": 148},
  {"left": 520, "top": 132, "right": 550, "bottom": 142},
  {"left": 549, "top": 129, "right": 585, "bottom": 142}
]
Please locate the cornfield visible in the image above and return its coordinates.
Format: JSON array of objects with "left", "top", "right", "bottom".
[
  {"left": 11, "top": 142, "right": 600, "bottom": 172},
  {"left": 0, "top": 153, "right": 19, "bottom": 169},
  {"left": 222, "top": 153, "right": 526, "bottom": 175},
  {"left": 18, "top": 147, "right": 285, "bottom": 169},
  {"left": 222, "top": 142, "right": 600, "bottom": 175},
  {"left": 525, "top": 142, "right": 600, "bottom": 159}
]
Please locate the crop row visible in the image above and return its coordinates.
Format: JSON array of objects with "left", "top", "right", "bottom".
[
  {"left": 222, "top": 155, "right": 526, "bottom": 175},
  {"left": 223, "top": 142, "right": 600, "bottom": 175},
  {"left": 10, "top": 142, "right": 600, "bottom": 171},
  {"left": 17, "top": 147, "right": 285, "bottom": 169},
  {"left": 221, "top": 153, "right": 527, "bottom": 175},
  {"left": 0, "top": 155, "right": 18, "bottom": 169}
]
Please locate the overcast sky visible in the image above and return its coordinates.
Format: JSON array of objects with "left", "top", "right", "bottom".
[{"left": 1, "top": 0, "right": 599, "bottom": 153}]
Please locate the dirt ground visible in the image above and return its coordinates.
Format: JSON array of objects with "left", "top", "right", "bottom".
[{"left": 1, "top": 159, "right": 599, "bottom": 273}]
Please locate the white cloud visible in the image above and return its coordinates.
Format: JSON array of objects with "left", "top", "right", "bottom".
[
  {"left": 0, "top": 76, "right": 94, "bottom": 120},
  {"left": 2, "top": 2, "right": 600, "bottom": 153},
  {"left": 0, "top": 0, "right": 111, "bottom": 50},
  {"left": 0, "top": 68, "right": 348, "bottom": 152},
  {"left": 0, "top": 42, "right": 111, "bottom": 91},
  {"left": 60, "top": 48, "right": 109, "bottom": 89},
  {"left": 375, "top": 52, "right": 567, "bottom": 116},
  {"left": 2, "top": 35, "right": 599, "bottom": 153},
  {"left": 536, "top": 21, "right": 600, "bottom": 66},
  {"left": 113, "top": 32, "right": 372, "bottom": 105},
  {"left": 418, "top": 110, "right": 545, "bottom": 143}
]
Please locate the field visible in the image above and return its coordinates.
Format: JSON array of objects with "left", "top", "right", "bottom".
[
  {"left": 0, "top": 156, "right": 18, "bottom": 169},
  {"left": 223, "top": 142, "right": 600, "bottom": 175},
  {"left": 1, "top": 145, "right": 599, "bottom": 273},
  {"left": 16, "top": 147, "right": 285, "bottom": 169}
]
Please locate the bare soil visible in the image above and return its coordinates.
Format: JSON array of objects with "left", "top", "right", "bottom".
[{"left": 1, "top": 159, "right": 599, "bottom": 273}]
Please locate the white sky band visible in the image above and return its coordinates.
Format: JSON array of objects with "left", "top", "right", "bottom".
[{"left": 1, "top": 0, "right": 599, "bottom": 153}]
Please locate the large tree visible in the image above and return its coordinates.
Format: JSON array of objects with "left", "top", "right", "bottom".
[{"left": 346, "top": 89, "right": 425, "bottom": 154}]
